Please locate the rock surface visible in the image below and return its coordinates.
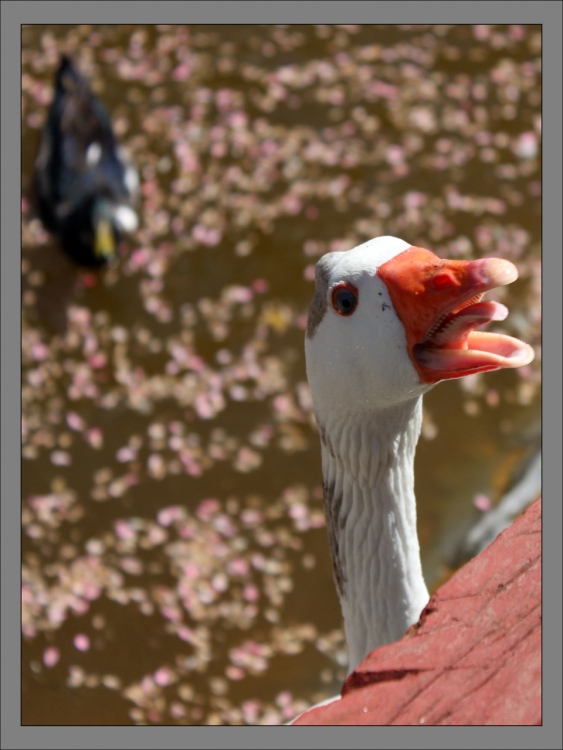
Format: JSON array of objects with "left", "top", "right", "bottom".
[{"left": 293, "top": 498, "right": 541, "bottom": 726}]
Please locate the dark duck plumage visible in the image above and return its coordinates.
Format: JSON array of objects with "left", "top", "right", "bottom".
[{"left": 33, "top": 55, "right": 139, "bottom": 266}]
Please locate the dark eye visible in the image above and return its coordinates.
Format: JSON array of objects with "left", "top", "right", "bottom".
[{"left": 331, "top": 284, "right": 358, "bottom": 316}]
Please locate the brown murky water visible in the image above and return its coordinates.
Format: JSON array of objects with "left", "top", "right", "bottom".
[{"left": 21, "top": 24, "right": 541, "bottom": 725}]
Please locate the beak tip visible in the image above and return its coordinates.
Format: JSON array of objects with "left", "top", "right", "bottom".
[
  {"left": 502, "top": 262, "right": 519, "bottom": 285},
  {"left": 520, "top": 343, "right": 536, "bottom": 366},
  {"left": 478, "top": 257, "right": 519, "bottom": 287}
]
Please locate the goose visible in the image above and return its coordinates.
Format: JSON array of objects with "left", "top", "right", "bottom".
[
  {"left": 304, "top": 235, "right": 535, "bottom": 679},
  {"left": 33, "top": 55, "right": 139, "bottom": 266}
]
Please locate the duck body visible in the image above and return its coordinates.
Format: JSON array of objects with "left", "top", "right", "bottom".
[
  {"left": 305, "top": 236, "right": 534, "bottom": 674},
  {"left": 33, "top": 55, "right": 138, "bottom": 266}
]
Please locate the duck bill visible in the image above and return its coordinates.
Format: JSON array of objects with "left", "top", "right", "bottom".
[
  {"left": 377, "top": 246, "right": 535, "bottom": 385},
  {"left": 94, "top": 217, "right": 116, "bottom": 259}
]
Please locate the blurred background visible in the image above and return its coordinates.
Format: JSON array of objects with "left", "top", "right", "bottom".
[{"left": 21, "top": 24, "right": 541, "bottom": 725}]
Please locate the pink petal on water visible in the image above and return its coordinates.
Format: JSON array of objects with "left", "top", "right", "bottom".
[
  {"left": 161, "top": 605, "right": 181, "bottom": 623},
  {"left": 51, "top": 451, "right": 72, "bottom": 466},
  {"left": 31, "top": 342, "right": 50, "bottom": 361},
  {"left": 116, "top": 446, "right": 137, "bottom": 462},
  {"left": 227, "top": 285, "right": 253, "bottom": 303},
  {"left": 295, "top": 314, "right": 308, "bottom": 330},
  {"left": 172, "top": 61, "right": 192, "bottom": 81},
  {"left": 157, "top": 506, "right": 183, "bottom": 526},
  {"left": 182, "top": 562, "right": 200, "bottom": 579},
  {"left": 66, "top": 412, "right": 86, "bottom": 431},
  {"left": 227, "top": 558, "right": 249, "bottom": 577},
  {"left": 115, "top": 519, "right": 136, "bottom": 540},
  {"left": 473, "top": 25, "right": 491, "bottom": 41},
  {"left": 303, "top": 264, "right": 316, "bottom": 281},
  {"left": 88, "top": 353, "right": 107, "bottom": 369},
  {"left": 73, "top": 634, "right": 90, "bottom": 652},
  {"left": 473, "top": 493, "right": 492, "bottom": 512},
  {"left": 82, "top": 582, "right": 101, "bottom": 601},
  {"left": 196, "top": 498, "right": 221, "bottom": 521},
  {"left": 289, "top": 503, "right": 308, "bottom": 520},
  {"left": 211, "top": 573, "right": 229, "bottom": 592},
  {"left": 84, "top": 428, "right": 104, "bottom": 449},
  {"left": 251, "top": 278, "right": 269, "bottom": 294},
  {"left": 177, "top": 625, "right": 193, "bottom": 643},
  {"left": 243, "top": 583, "right": 259, "bottom": 602},
  {"left": 154, "top": 667, "right": 175, "bottom": 686},
  {"left": 226, "top": 666, "right": 246, "bottom": 681},
  {"left": 141, "top": 676, "right": 156, "bottom": 695},
  {"left": 130, "top": 248, "right": 150, "bottom": 269},
  {"left": 43, "top": 646, "right": 60, "bottom": 668},
  {"left": 276, "top": 691, "right": 293, "bottom": 708},
  {"left": 514, "top": 131, "right": 538, "bottom": 160},
  {"left": 241, "top": 699, "right": 260, "bottom": 723},
  {"left": 229, "top": 111, "right": 248, "bottom": 128},
  {"left": 170, "top": 702, "right": 187, "bottom": 719}
]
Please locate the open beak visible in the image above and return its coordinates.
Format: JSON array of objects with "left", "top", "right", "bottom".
[
  {"left": 377, "top": 246, "right": 535, "bottom": 385},
  {"left": 94, "top": 217, "right": 116, "bottom": 259}
]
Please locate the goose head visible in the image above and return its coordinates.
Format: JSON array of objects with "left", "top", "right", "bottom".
[{"left": 305, "top": 235, "right": 534, "bottom": 425}]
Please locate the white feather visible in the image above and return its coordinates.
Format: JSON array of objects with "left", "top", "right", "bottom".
[
  {"left": 86, "top": 142, "right": 102, "bottom": 166},
  {"left": 124, "top": 165, "right": 139, "bottom": 196},
  {"left": 112, "top": 205, "right": 138, "bottom": 232}
]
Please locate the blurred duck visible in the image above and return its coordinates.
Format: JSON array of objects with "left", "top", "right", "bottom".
[{"left": 34, "top": 55, "right": 139, "bottom": 266}]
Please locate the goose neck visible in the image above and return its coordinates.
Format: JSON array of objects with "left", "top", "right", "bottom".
[{"left": 318, "top": 397, "right": 429, "bottom": 673}]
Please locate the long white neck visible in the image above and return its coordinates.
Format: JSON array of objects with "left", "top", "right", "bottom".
[{"left": 318, "top": 396, "right": 429, "bottom": 674}]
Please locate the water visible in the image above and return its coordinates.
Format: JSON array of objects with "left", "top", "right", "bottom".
[{"left": 21, "top": 24, "right": 541, "bottom": 725}]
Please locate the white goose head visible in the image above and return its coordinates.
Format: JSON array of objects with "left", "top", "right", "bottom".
[
  {"left": 304, "top": 235, "right": 534, "bottom": 673},
  {"left": 306, "top": 235, "right": 533, "bottom": 424}
]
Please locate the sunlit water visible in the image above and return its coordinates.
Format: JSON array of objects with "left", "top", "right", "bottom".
[{"left": 21, "top": 24, "right": 541, "bottom": 725}]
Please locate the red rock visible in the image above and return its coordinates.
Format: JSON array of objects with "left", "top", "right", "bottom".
[{"left": 293, "top": 498, "right": 541, "bottom": 725}]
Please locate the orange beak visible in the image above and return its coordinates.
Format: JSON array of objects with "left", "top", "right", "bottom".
[{"left": 377, "top": 246, "right": 535, "bottom": 385}]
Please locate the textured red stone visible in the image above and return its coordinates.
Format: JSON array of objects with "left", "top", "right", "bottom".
[{"left": 293, "top": 498, "right": 541, "bottom": 726}]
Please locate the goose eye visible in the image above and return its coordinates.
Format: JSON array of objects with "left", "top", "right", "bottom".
[{"left": 331, "top": 284, "right": 358, "bottom": 316}]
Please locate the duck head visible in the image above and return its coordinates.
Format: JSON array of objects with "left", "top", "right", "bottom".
[{"left": 92, "top": 197, "right": 138, "bottom": 261}]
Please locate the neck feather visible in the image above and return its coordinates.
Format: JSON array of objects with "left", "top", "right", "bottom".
[{"left": 319, "top": 397, "right": 429, "bottom": 674}]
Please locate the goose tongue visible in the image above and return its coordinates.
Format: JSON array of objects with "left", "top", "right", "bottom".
[{"left": 377, "top": 246, "right": 535, "bottom": 385}]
